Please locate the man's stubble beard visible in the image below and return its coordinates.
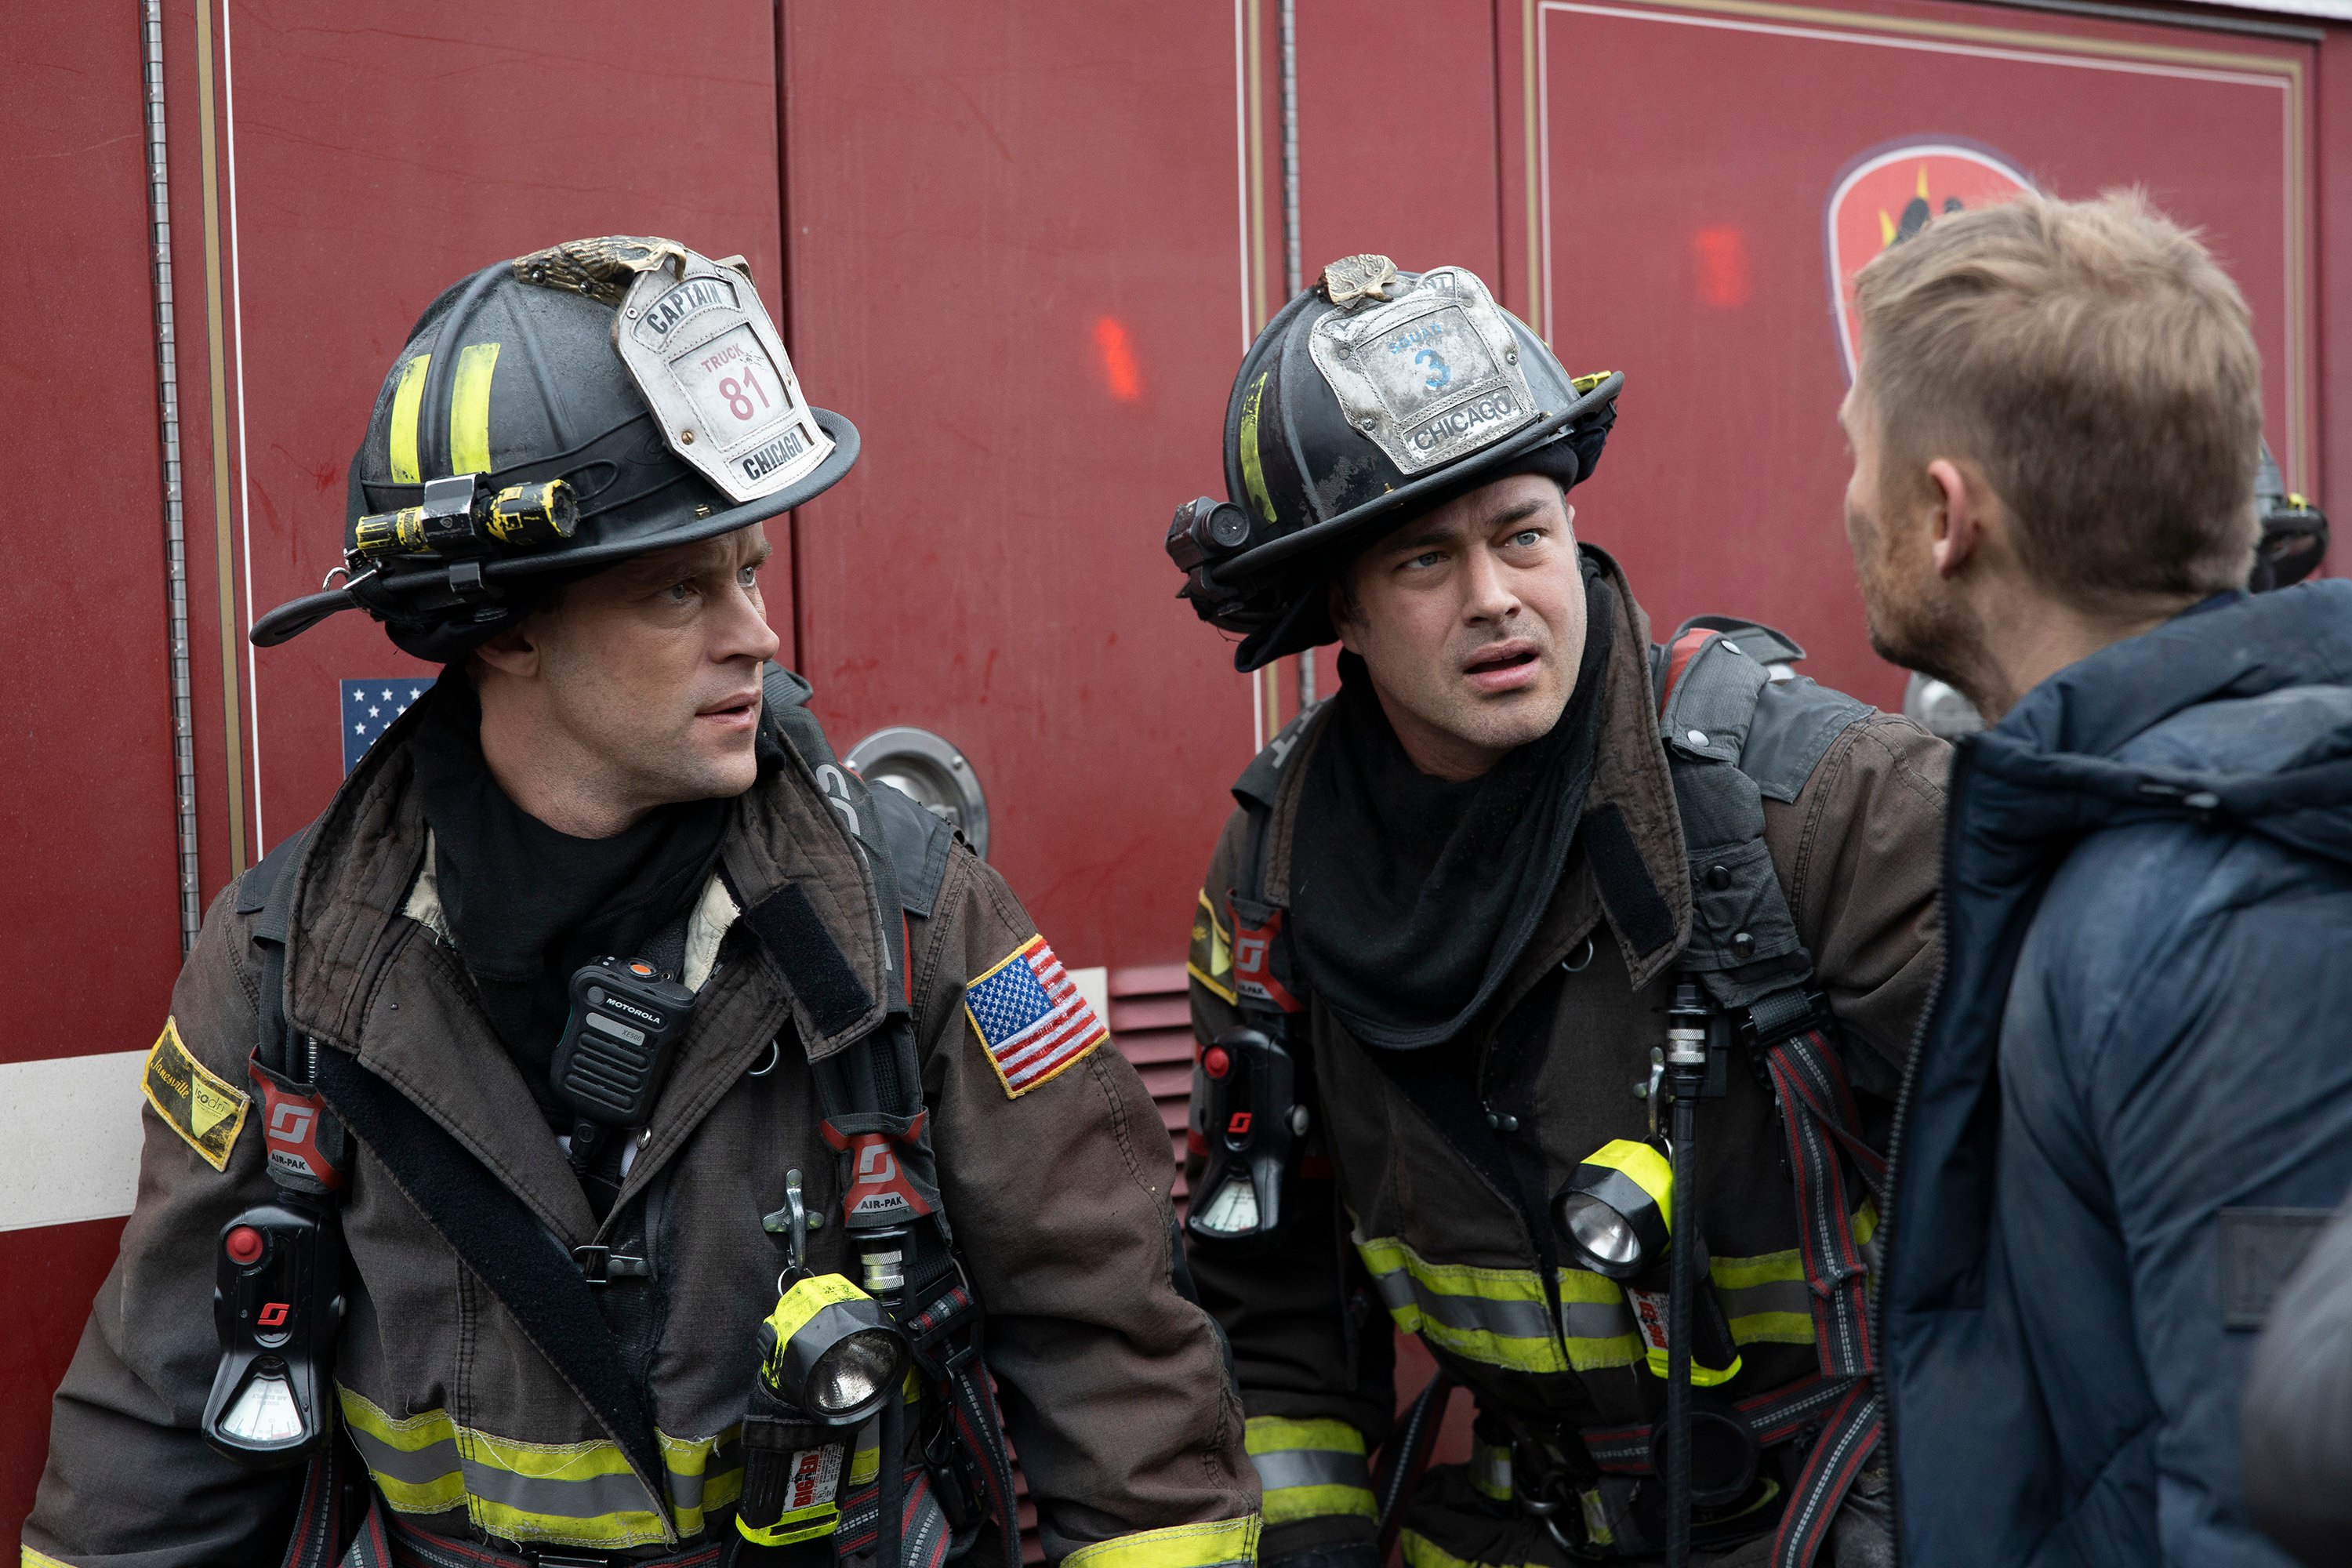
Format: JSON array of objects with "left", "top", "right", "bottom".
[{"left": 1851, "top": 498, "right": 1992, "bottom": 706}]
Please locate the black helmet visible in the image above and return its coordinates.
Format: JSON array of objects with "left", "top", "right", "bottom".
[
  {"left": 252, "top": 236, "right": 858, "bottom": 659},
  {"left": 1165, "top": 255, "right": 1622, "bottom": 670},
  {"left": 2252, "top": 441, "right": 2328, "bottom": 593}
]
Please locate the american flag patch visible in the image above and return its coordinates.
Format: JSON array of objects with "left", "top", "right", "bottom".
[
  {"left": 962, "top": 935, "right": 1108, "bottom": 1098},
  {"left": 343, "top": 677, "right": 427, "bottom": 775}
]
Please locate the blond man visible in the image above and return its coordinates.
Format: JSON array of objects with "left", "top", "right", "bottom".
[{"left": 1846, "top": 191, "right": 2352, "bottom": 1566}]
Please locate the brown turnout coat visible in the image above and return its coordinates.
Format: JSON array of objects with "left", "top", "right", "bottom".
[
  {"left": 29, "top": 701, "right": 1257, "bottom": 1565},
  {"left": 1185, "top": 564, "right": 1946, "bottom": 1560}
]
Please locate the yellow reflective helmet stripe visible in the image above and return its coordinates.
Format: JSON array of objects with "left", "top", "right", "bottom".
[
  {"left": 338, "top": 1386, "right": 743, "bottom": 1544},
  {"left": 449, "top": 342, "right": 500, "bottom": 476},
  {"left": 387, "top": 353, "right": 430, "bottom": 483},
  {"left": 1237, "top": 371, "right": 1276, "bottom": 524},
  {"left": 1354, "top": 1234, "right": 1642, "bottom": 1374},
  {"left": 1245, "top": 1416, "right": 1374, "bottom": 1523},
  {"left": 1062, "top": 1515, "right": 1262, "bottom": 1568},
  {"left": 23, "top": 1551, "right": 74, "bottom": 1568}
]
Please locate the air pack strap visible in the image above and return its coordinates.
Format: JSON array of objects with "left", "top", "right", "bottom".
[
  {"left": 748, "top": 663, "right": 1022, "bottom": 1567},
  {"left": 311, "top": 1045, "right": 670, "bottom": 1515},
  {"left": 241, "top": 826, "right": 350, "bottom": 1197}
]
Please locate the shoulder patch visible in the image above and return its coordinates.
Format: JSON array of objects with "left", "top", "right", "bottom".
[
  {"left": 142, "top": 1017, "right": 250, "bottom": 1171},
  {"left": 963, "top": 935, "right": 1108, "bottom": 1098},
  {"left": 1189, "top": 891, "right": 1236, "bottom": 1004}
]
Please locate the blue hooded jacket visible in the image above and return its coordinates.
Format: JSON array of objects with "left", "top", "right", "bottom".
[{"left": 1879, "top": 582, "right": 2352, "bottom": 1566}]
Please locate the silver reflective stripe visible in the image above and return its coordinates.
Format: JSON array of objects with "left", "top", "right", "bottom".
[
  {"left": 346, "top": 1422, "right": 459, "bottom": 1489},
  {"left": 1370, "top": 1270, "right": 1559, "bottom": 1341},
  {"left": 666, "top": 1431, "right": 741, "bottom": 1514},
  {"left": 1370, "top": 1256, "right": 1632, "bottom": 1341},
  {"left": 470, "top": 1463, "right": 662, "bottom": 1520},
  {"left": 1563, "top": 1300, "right": 1636, "bottom": 1339},
  {"left": 1251, "top": 1446, "right": 1373, "bottom": 1494},
  {"left": 1719, "top": 1277, "right": 1811, "bottom": 1321}
]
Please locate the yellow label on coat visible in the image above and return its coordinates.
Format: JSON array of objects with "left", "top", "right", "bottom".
[
  {"left": 1187, "top": 891, "right": 1236, "bottom": 1004},
  {"left": 142, "top": 1016, "right": 249, "bottom": 1171}
]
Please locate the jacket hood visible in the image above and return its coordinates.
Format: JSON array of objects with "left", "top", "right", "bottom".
[{"left": 1966, "top": 580, "right": 2352, "bottom": 869}]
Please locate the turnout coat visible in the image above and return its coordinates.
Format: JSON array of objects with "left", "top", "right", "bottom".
[
  {"left": 28, "top": 689, "right": 1259, "bottom": 1565},
  {"left": 1185, "top": 563, "right": 1947, "bottom": 1566}
]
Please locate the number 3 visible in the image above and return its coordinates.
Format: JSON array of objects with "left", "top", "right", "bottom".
[{"left": 1415, "top": 350, "right": 1452, "bottom": 392}]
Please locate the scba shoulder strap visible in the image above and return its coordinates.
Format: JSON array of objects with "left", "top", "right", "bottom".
[
  {"left": 1641, "top": 619, "right": 1882, "bottom": 1568},
  {"left": 749, "top": 662, "right": 1023, "bottom": 1568}
]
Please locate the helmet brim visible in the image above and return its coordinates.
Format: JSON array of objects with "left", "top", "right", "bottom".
[{"left": 253, "top": 406, "right": 860, "bottom": 648}]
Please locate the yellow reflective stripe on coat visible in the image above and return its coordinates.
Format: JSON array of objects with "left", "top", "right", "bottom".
[
  {"left": 1711, "top": 1199, "right": 1878, "bottom": 1347},
  {"left": 1355, "top": 1234, "right": 1642, "bottom": 1374},
  {"left": 1468, "top": 1436, "right": 1512, "bottom": 1501},
  {"left": 1245, "top": 1415, "right": 1375, "bottom": 1523},
  {"left": 1062, "top": 1515, "right": 1262, "bottom": 1568},
  {"left": 22, "top": 1550, "right": 73, "bottom": 1568},
  {"left": 339, "top": 1386, "right": 743, "bottom": 1545},
  {"left": 1400, "top": 1529, "right": 1549, "bottom": 1568}
]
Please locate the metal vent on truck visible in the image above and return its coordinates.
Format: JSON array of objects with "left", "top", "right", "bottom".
[{"left": 845, "top": 726, "right": 990, "bottom": 862}]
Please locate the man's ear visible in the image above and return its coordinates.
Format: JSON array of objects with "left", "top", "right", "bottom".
[
  {"left": 1926, "top": 459, "right": 1986, "bottom": 580},
  {"left": 470, "top": 615, "right": 543, "bottom": 681},
  {"left": 1327, "top": 576, "right": 1360, "bottom": 653}
]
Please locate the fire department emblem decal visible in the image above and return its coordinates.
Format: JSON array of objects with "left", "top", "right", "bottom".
[{"left": 1826, "top": 139, "right": 2035, "bottom": 382}]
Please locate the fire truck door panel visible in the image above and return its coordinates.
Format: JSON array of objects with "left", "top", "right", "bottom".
[
  {"left": 0, "top": 5, "right": 184, "bottom": 1539},
  {"left": 1496, "top": 0, "right": 2314, "bottom": 709},
  {"left": 781, "top": 1, "right": 1264, "bottom": 971},
  {"left": 219, "top": 2, "right": 793, "bottom": 863}
]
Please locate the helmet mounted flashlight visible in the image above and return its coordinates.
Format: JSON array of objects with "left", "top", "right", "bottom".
[
  {"left": 1165, "top": 496, "right": 1258, "bottom": 623},
  {"left": 350, "top": 473, "right": 579, "bottom": 563}
]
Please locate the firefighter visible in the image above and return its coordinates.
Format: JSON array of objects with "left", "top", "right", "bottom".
[
  {"left": 1164, "top": 256, "right": 1944, "bottom": 1568},
  {"left": 27, "top": 238, "right": 1258, "bottom": 1566}
]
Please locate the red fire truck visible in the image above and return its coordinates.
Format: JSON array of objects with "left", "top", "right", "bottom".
[{"left": 2, "top": 0, "right": 2341, "bottom": 1542}]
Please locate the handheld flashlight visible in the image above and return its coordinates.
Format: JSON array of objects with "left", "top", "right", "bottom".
[
  {"left": 1552, "top": 1139, "right": 1741, "bottom": 1387},
  {"left": 738, "top": 1172, "right": 913, "bottom": 1549}
]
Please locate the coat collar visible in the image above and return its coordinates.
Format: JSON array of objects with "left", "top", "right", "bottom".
[
  {"left": 1994, "top": 580, "right": 2352, "bottom": 762},
  {"left": 1261, "top": 548, "right": 1692, "bottom": 992},
  {"left": 270, "top": 691, "right": 893, "bottom": 1240}
]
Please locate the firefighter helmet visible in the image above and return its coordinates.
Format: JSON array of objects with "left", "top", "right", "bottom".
[
  {"left": 2252, "top": 441, "right": 2328, "bottom": 593},
  {"left": 1165, "top": 256, "right": 1622, "bottom": 670},
  {"left": 252, "top": 237, "right": 857, "bottom": 659}
]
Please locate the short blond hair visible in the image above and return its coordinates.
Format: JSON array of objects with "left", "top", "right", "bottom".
[{"left": 1853, "top": 190, "right": 2261, "bottom": 605}]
